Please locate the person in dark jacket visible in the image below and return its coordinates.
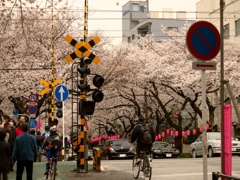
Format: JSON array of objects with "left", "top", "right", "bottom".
[
  {"left": 12, "top": 123, "right": 38, "bottom": 180},
  {"left": 0, "top": 130, "right": 11, "bottom": 180},
  {"left": 43, "top": 126, "right": 62, "bottom": 175},
  {"left": 130, "top": 118, "right": 155, "bottom": 164}
]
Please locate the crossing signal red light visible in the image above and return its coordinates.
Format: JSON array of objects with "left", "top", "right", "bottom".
[
  {"left": 55, "top": 101, "right": 63, "bottom": 118},
  {"left": 93, "top": 75, "right": 104, "bottom": 88},
  {"left": 92, "top": 90, "right": 104, "bottom": 102}
]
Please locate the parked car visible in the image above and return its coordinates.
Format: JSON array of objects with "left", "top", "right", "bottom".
[
  {"left": 152, "top": 142, "right": 180, "bottom": 158},
  {"left": 190, "top": 132, "right": 240, "bottom": 158},
  {"left": 101, "top": 139, "right": 134, "bottom": 160},
  {"left": 67, "top": 146, "right": 93, "bottom": 161}
]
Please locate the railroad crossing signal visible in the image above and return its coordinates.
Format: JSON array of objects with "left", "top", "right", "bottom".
[
  {"left": 65, "top": 35, "right": 101, "bottom": 64},
  {"left": 39, "top": 78, "right": 61, "bottom": 96}
]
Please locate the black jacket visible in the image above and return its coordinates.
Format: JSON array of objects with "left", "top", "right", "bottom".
[
  {"left": 131, "top": 122, "right": 155, "bottom": 149},
  {"left": 0, "top": 140, "right": 11, "bottom": 173},
  {"left": 43, "top": 134, "right": 62, "bottom": 151}
]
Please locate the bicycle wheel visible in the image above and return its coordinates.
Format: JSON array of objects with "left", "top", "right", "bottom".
[
  {"left": 132, "top": 154, "right": 140, "bottom": 179},
  {"left": 143, "top": 156, "right": 152, "bottom": 180}
]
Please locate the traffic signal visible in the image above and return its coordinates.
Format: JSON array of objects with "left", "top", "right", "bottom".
[
  {"left": 77, "top": 64, "right": 91, "bottom": 92},
  {"left": 48, "top": 117, "right": 58, "bottom": 126},
  {"left": 79, "top": 100, "right": 95, "bottom": 115},
  {"left": 92, "top": 74, "right": 104, "bottom": 102},
  {"left": 55, "top": 101, "right": 63, "bottom": 118}
]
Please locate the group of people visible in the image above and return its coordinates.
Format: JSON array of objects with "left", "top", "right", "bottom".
[
  {"left": 0, "top": 113, "right": 155, "bottom": 179},
  {"left": 0, "top": 115, "right": 63, "bottom": 180}
]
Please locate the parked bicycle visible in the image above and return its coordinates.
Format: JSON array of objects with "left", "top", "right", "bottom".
[
  {"left": 132, "top": 150, "right": 152, "bottom": 180},
  {"left": 45, "top": 156, "right": 57, "bottom": 180}
]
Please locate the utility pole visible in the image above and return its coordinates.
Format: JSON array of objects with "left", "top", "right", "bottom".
[{"left": 220, "top": 0, "right": 225, "bottom": 175}]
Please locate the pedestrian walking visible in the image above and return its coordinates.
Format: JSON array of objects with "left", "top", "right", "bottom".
[
  {"left": 12, "top": 123, "right": 38, "bottom": 180},
  {"left": 0, "top": 130, "right": 11, "bottom": 180}
]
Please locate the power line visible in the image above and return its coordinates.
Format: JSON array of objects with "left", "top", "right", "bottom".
[
  {"left": 0, "top": 68, "right": 51, "bottom": 71},
  {"left": 1, "top": 6, "right": 240, "bottom": 14}
]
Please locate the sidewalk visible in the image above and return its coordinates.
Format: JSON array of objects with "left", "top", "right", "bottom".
[
  {"left": 7, "top": 161, "right": 131, "bottom": 180},
  {"left": 8, "top": 161, "right": 94, "bottom": 180}
]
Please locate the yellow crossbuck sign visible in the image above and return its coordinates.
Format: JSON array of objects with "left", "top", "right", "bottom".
[
  {"left": 39, "top": 78, "right": 61, "bottom": 96},
  {"left": 65, "top": 35, "right": 101, "bottom": 64}
]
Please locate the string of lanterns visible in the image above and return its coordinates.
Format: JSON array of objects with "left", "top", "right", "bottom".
[
  {"left": 89, "top": 124, "right": 210, "bottom": 143},
  {"left": 155, "top": 124, "right": 210, "bottom": 141}
]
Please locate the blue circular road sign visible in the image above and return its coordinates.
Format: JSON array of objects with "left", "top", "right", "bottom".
[
  {"left": 13, "top": 109, "right": 19, "bottom": 116},
  {"left": 186, "top": 21, "right": 221, "bottom": 61},
  {"left": 28, "top": 106, "right": 38, "bottom": 114},
  {"left": 28, "top": 119, "right": 37, "bottom": 128},
  {"left": 55, "top": 84, "right": 69, "bottom": 102}
]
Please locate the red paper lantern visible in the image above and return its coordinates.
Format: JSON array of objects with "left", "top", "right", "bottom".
[
  {"left": 187, "top": 130, "right": 190, "bottom": 136},
  {"left": 170, "top": 130, "right": 174, "bottom": 136},
  {"left": 175, "top": 131, "right": 179, "bottom": 137},
  {"left": 199, "top": 126, "right": 203, "bottom": 133},
  {"left": 182, "top": 131, "right": 185, "bottom": 136},
  {"left": 166, "top": 129, "right": 170, "bottom": 134},
  {"left": 161, "top": 132, "right": 165, "bottom": 138},
  {"left": 158, "top": 134, "right": 161, "bottom": 139},
  {"left": 192, "top": 129, "right": 196, "bottom": 135},
  {"left": 206, "top": 123, "right": 209, "bottom": 130},
  {"left": 155, "top": 136, "right": 158, "bottom": 141}
]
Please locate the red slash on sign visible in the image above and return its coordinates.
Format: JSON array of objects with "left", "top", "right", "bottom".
[{"left": 192, "top": 61, "right": 216, "bottom": 70}]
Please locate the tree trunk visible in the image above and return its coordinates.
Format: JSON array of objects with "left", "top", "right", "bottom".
[{"left": 175, "top": 135, "right": 183, "bottom": 153}]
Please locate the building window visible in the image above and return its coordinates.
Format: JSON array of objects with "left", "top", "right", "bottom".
[
  {"left": 224, "top": 24, "right": 230, "bottom": 39},
  {"left": 235, "top": 19, "right": 240, "bottom": 37},
  {"left": 166, "top": 27, "right": 178, "bottom": 32},
  {"left": 132, "top": 34, "right": 135, "bottom": 40},
  {"left": 128, "top": 37, "right": 131, "bottom": 43},
  {"left": 140, "top": 6, "right": 145, "bottom": 13},
  {"left": 132, "top": 3, "right": 139, "bottom": 11}
]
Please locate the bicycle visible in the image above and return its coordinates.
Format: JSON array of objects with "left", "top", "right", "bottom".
[
  {"left": 45, "top": 156, "right": 57, "bottom": 180},
  {"left": 132, "top": 150, "right": 152, "bottom": 180}
]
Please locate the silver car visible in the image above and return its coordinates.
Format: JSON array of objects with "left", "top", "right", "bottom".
[{"left": 190, "top": 132, "right": 240, "bottom": 158}]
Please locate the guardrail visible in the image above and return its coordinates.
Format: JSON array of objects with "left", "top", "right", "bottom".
[{"left": 212, "top": 172, "right": 240, "bottom": 180}]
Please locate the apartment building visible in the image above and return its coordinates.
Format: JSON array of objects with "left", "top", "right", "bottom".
[
  {"left": 196, "top": 0, "right": 240, "bottom": 42},
  {"left": 122, "top": 1, "right": 195, "bottom": 43}
]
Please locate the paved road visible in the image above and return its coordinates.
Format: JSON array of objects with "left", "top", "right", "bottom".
[
  {"left": 7, "top": 157, "right": 240, "bottom": 180},
  {"left": 101, "top": 156, "right": 240, "bottom": 180}
]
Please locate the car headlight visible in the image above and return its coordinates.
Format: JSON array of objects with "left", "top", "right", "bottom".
[
  {"left": 212, "top": 142, "right": 221, "bottom": 147},
  {"left": 174, "top": 149, "right": 180, "bottom": 153}
]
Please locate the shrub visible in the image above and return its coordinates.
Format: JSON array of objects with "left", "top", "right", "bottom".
[{"left": 179, "top": 153, "right": 192, "bottom": 158}]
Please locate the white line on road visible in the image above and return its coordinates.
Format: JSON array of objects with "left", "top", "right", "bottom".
[{"left": 153, "top": 171, "right": 240, "bottom": 177}]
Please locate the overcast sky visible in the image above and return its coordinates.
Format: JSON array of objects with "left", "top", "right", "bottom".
[{"left": 83, "top": 0, "right": 201, "bottom": 44}]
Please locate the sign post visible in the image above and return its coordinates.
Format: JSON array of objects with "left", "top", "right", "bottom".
[
  {"left": 55, "top": 84, "right": 69, "bottom": 160},
  {"left": 186, "top": 21, "right": 221, "bottom": 180},
  {"left": 28, "top": 93, "right": 38, "bottom": 129}
]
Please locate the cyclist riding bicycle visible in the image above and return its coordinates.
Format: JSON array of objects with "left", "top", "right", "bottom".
[
  {"left": 130, "top": 117, "right": 155, "bottom": 165},
  {"left": 43, "top": 126, "right": 62, "bottom": 175}
]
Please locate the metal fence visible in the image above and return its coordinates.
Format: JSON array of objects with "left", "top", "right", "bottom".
[{"left": 212, "top": 172, "right": 240, "bottom": 180}]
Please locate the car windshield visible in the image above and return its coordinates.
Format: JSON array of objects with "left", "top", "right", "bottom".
[
  {"left": 112, "top": 140, "right": 130, "bottom": 147},
  {"left": 155, "top": 143, "right": 171, "bottom": 148},
  {"left": 208, "top": 133, "right": 221, "bottom": 140},
  {"left": 207, "top": 133, "right": 239, "bottom": 141}
]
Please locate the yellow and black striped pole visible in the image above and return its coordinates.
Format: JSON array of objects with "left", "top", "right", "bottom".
[
  {"left": 50, "top": 0, "right": 55, "bottom": 124},
  {"left": 76, "top": 0, "right": 88, "bottom": 172},
  {"left": 83, "top": 0, "right": 88, "bottom": 42}
]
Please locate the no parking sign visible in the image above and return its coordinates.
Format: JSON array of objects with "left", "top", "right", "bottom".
[{"left": 186, "top": 21, "right": 221, "bottom": 61}]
